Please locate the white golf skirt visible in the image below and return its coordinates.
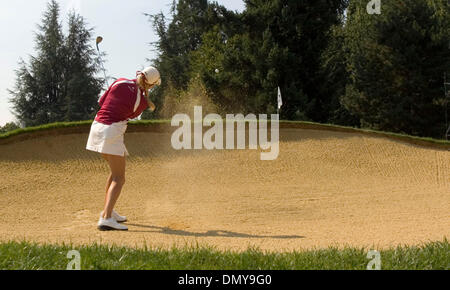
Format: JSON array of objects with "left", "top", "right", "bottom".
[{"left": 86, "top": 120, "right": 129, "bottom": 157}]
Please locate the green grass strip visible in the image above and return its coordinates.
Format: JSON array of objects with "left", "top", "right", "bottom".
[
  {"left": 0, "top": 120, "right": 170, "bottom": 140},
  {"left": 0, "top": 239, "right": 448, "bottom": 270},
  {"left": 1, "top": 120, "right": 449, "bottom": 148},
  {"left": 280, "top": 120, "right": 450, "bottom": 146}
]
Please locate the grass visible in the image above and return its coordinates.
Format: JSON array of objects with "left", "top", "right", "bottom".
[
  {"left": 1, "top": 119, "right": 449, "bottom": 148},
  {"left": 0, "top": 239, "right": 448, "bottom": 270},
  {"left": 0, "top": 120, "right": 168, "bottom": 140},
  {"left": 281, "top": 120, "right": 450, "bottom": 146}
]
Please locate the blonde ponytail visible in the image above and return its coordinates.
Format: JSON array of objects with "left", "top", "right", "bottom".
[{"left": 136, "top": 74, "right": 149, "bottom": 97}]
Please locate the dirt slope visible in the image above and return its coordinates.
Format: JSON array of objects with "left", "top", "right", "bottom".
[{"left": 0, "top": 128, "right": 448, "bottom": 251}]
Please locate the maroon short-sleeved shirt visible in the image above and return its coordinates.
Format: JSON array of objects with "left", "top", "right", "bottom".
[{"left": 95, "top": 78, "right": 149, "bottom": 125}]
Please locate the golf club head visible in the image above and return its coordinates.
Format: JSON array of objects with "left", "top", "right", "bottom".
[{"left": 96, "top": 36, "right": 103, "bottom": 51}]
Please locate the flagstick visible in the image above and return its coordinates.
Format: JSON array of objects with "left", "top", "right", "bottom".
[{"left": 277, "top": 86, "right": 282, "bottom": 118}]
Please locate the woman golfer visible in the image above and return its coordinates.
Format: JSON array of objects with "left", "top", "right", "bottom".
[{"left": 86, "top": 66, "right": 161, "bottom": 231}]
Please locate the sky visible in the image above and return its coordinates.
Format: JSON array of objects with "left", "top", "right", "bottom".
[{"left": 0, "top": 0, "right": 245, "bottom": 126}]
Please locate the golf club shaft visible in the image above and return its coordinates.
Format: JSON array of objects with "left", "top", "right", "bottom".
[{"left": 97, "top": 47, "right": 109, "bottom": 87}]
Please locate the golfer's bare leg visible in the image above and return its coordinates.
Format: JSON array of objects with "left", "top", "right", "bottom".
[
  {"left": 104, "top": 173, "right": 113, "bottom": 205},
  {"left": 102, "top": 154, "right": 126, "bottom": 219},
  {"left": 101, "top": 154, "right": 114, "bottom": 206}
]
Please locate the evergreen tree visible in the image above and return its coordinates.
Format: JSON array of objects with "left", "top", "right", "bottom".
[
  {"left": 147, "top": 0, "right": 209, "bottom": 91},
  {"left": 9, "top": 0, "right": 65, "bottom": 126},
  {"left": 144, "top": 0, "right": 241, "bottom": 118},
  {"left": 320, "top": 8, "right": 359, "bottom": 126},
  {"left": 239, "top": 0, "right": 348, "bottom": 119},
  {"left": 63, "top": 12, "right": 103, "bottom": 121},
  {"left": 342, "top": 0, "right": 450, "bottom": 137},
  {"left": 9, "top": 0, "right": 103, "bottom": 127},
  {"left": 189, "top": 0, "right": 348, "bottom": 117}
]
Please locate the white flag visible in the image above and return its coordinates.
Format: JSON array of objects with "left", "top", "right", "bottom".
[{"left": 277, "top": 86, "right": 283, "bottom": 110}]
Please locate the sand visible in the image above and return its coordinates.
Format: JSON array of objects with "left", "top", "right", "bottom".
[{"left": 0, "top": 128, "right": 448, "bottom": 251}]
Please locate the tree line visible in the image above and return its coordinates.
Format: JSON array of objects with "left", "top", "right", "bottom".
[{"left": 8, "top": 0, "right": 450, "bottom": 139}]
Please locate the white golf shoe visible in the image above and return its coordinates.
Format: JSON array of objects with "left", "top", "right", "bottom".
[
  {"left": 99, "top": 210, "right": 127, "bottom": 223},
  {"left": 97, "top": 217, "right": 128, "bottom": 231}
]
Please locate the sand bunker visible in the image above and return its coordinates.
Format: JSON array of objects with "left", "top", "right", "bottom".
[{"left": 0, "top": 128, "right": 448, "bottom": 251}]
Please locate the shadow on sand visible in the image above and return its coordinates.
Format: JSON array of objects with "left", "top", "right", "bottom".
[{"left": 126, "top": 223, "right": 304, "bottom": 239}]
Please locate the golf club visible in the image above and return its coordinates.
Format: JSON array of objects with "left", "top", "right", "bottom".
[{"left": 96, "top": 36, "right": 109, "bottom": 87}]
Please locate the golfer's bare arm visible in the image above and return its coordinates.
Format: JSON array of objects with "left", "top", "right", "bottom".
[
  {"left": 142, "top": 84, "right": 156, "bottom": 112},
  {"left": 145, "top": 96, "right": 156, "bottom": 112}
]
